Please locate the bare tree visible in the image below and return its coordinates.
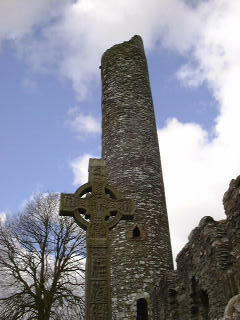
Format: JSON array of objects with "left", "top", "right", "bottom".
[{"left": 0, "top": 193, "right": 85, "bottom": 320}]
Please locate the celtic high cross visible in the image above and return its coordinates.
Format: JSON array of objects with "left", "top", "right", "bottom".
[{"left": 59, "top": 158, "right": 135, "bottom": 320}]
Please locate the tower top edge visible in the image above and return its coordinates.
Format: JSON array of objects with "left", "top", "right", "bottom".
[{"left": 101, "top": 35, "right": 144, "bottom": 63}]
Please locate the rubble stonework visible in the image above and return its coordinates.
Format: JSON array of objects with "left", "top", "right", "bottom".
[
  {"left": 151, "top": 175, "right": 240, "bottom": 320},
  {"left": 101, "top": 35, "right": 173, "bottom": 319},
  {"left": 223, "top": 294, "right": 240, "bottom": 320}
]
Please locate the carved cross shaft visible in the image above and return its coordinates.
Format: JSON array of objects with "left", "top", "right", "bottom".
[{"left": 60, "top": 159, "right": 135, "bottom": 320}]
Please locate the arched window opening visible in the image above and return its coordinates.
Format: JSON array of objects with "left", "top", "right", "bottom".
[
  {"left": 190, "top": 277, "right": 199, "bottom": 317},
  {"left": 136, "top": 298, "right": 148, "bottom": 320},
  {"left": 199, "top": 290, "right": 209, "bottom": 320},
  {"left": 133, "top": 226, "right": 141, "bottom": 238},
  {"left": 190, "top": 278, "right": 209, "bottom": 320}
]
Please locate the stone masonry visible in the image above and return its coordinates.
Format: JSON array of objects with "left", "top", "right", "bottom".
[
  {"left": 101, "top": 35, "right": 173, "bottom": 319},
  {"left": 63, "top": 34, "right": 240, "bottom": 319},
  {"left": 99, "top": 35, "right": 240, "bottom": 320},
  {"left": 151, "top": 175, "right": 240, "bottom": 320}
]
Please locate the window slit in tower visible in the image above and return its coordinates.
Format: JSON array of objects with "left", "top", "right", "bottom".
[{"left": 133, "top": 226, "right": 140, "bottom": 238}]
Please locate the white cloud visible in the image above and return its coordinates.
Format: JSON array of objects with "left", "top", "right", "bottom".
[
  {"left": 8, "top": 0, "right": 199, "bottom": 99},
  {"left": 0, "top": 212, "right": 6, "bottom": 225},
  {"left": 157, "top": 1, "right": 240, "bottom": 259},
  {"left": 1, "top": 0, "right": 240, "bottom": 261},
  {"left": 18, "top": 191, "right": 53, "bottom": 212},
  {"left": 158, "top": 117, "right": 240, "bottom": 258},
  {"left": 19, "top": 192, "right": 36, "bottom": 211},
  {"left": 70, "top": 154, "right": 93, "bottom": 186},
  {"left": 159, "top": 0, "right": 240, "bottom": 258},
  {"left": 66, "top": 108, "right": 101, "bottom": 137},
  {"left": 37, "top": 0, "right": 239, "bottom": 260},
  {"left": 0, "top": 0, "right": 68, "bottom": 43}
]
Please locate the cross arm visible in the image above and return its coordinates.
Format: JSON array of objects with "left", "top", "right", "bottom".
[
  {"left": 60, "top": 193, "right": 87, "bottom": 216},
  {"left": 107, "top": 198, "right": 135, "bottom": 230},
  {"left": 109, "top": 198, "right": 135, "bottom": 219}
]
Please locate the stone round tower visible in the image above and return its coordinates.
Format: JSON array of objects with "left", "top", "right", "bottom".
[{"left": 101, "top": 35, "right": 173, "bottom": 319}]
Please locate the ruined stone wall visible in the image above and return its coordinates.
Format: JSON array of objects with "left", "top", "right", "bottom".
[
  {"left": 223, "top": 175, "right": 240, "bottom": 306},
  {"left": 151, "top": 271, "right": 179, "bottom": 320},
  {"left": 224, "top": 175, "right": 240, "bottom": 264},
  {"left": 101, "top": 35, "right": 173, "bottom": 319},
  {"left": 151, "top": 175, "right": 240, "bottom": 320}
]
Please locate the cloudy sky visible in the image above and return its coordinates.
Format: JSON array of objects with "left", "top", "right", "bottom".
[{"left": 1, "top": 0, "right": 239, "bottom": 261}]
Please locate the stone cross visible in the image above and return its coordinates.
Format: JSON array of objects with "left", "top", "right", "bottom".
[{"left": 59, "top": 158, "right": 135, "bottom": 320}]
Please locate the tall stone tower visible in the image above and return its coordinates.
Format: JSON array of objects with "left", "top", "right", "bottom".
[{"left": 101, "top": 35, "right": 173, "bottom": 319}]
